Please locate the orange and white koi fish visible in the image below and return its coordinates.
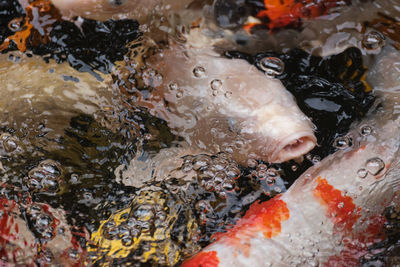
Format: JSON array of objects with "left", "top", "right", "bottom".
[{"left": 181, "top": 44, "right": 400, "bottom": 266}]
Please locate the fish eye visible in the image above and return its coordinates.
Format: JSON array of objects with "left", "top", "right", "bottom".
[{"left": 108, "top": 0, "right": 127, "bottom": 6}]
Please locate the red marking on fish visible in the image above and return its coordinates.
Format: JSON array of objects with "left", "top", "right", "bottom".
[
  {"left": 313, "top": 177, "right": 361, "bottom": 232},
  {"left": 0, "top": 198, "right": 16, "bottom": 242},
  {"left": 181, "top": 251, "right": 220, "bottom": 267},
  {"left": 210, "top": 196, "right": 289, "bottom": 256}
]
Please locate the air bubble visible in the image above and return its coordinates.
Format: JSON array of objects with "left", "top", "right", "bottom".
[
  {"left": 357, "top": 168, "right": 368, "bottom": 178},
  {"left": 333, "top": 136, "right": 352, "bottom": 149},
  {"left": 266, "top": 168, "right": 278, "bottom": 177},
  {"left": 274, "top": 187, "right": 282, "bottom": 193},
  {"left": 360, "top": 125, "right": 373, "bottom": 136},
  {"left": 27, "top": 178, "right": 41, "bottom": 189},
  {"left": 337, "top": 202, "right": 344, "bottom": 209},
  {"left": 222, "top": 181, "right": 235, "bottom": 192},
  {"left": 210, "top": 79, "right": 222, "bottom": 90},
  {"left": 41, "top": 251, "right": 54, "bottom": 263},
  {"left": 365, "top": 157, "right": 385, "bottom": 176},
  {"left": 8, "top": 18, "right": 23, "bottom": 32},
  {"left": 224, "top": 91, "right": 232, "bottom": 98},
  {"left": 41, "top": 178, "right": 59, "bottom": 191},
  {"left": 226, "top": 166, "right": 240, "bottom": 179},
  {"left": 104, "top": 226, "right": 119, "bottom": 240},
  {"left": 193, "top": 155, "right": 211, "bottom": 170},
  {"left": 68, "top": 249, "right": 80, "bottom": 260},
  {"left": 193, "top": 66, "right": 205, "bottom": 78},
  {"left": 70, "top": 173, "right": 79, "bottom": 184},
  {"left": 195, "top": 200, "right": 210, "bottom": 212},
  {"left": 134, "top": 204, "right": 154, "bottom": 221},
  {"left": 218, "top": 191, "right": 227, "bottom": 199},
  {"left": 312, "top": 155, "right": 321, "bottom": 164},
  {"left": 39, "top": 160, "right": 61, "bottom": 176},
  {"left": 140, "top": 221, "right": 151, "bottom": 232},
  {"left": 257, "top": 170, "right": 268, "bottom": 180},
  {"left": 176, "top": 91, "right": 183, "bottom": 98},
  {"left": 121, "top": 236, "right": 134, "bottom": 246},
  {"left": 3, "top": 138, "right": 17, "bottom": 152},
  {"left": 168, "top": 82, "right": 178, "bottom": 91},
  {"left": 36, "top": 214, "right": 52, "bottom": 228},
  {"left": 117, "top": 225, "right": 130, "bottom": 238},
  {"left": 213, "top": 173, "right": 225, "bottom": 185},
  {"left": 362, "top": 31, "right": 385, "bottom": 50},
  {"left": 211, "top": 158, "right": 228, "bottom": 171},
  {"left": 204, "top": 181, "right": 214, "bottom": 191},
  {"left": 247, "top": 159, "right": 258, "bottom": 168},
  {"left": 83, "top": 192, "right": 93, "bottom": 200},
  {"left": 266, "top": 178, "right": 275, "bottom": 186},
  {"left": 260, "top": 57, "right": 284, "bottom": 77},
  {"left": 130, "top": 228, "right": 140, "bottom": 238},
  {"left": 29, "top": 169, "right": 46, "bottom": 180},
  {"left": 257, "top": 164, "right": 268, "bottom": 171}
]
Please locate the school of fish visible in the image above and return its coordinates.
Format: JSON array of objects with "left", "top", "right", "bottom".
[{"left": 0, "top": 0, "right": 398, "bottom": 265}]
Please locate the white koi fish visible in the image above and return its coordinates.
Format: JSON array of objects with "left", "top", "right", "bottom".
[{"left": 48, "top": 0, "right": 317, "bottom": 164}]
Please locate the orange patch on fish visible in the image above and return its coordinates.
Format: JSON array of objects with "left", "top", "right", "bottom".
[
  {"left": 0, "top": 0, "right": 60, "bottom": 52},
  {"left": 211, "top": 196, "right": 289, "bottom": 252},
  {"left": 245, "top": 0, "right": 345, "bottom": 31},
  {"left": 313, "top": 177, "right": 361, "bottom": 232},
  {"left": 181, "top": 251, "right": 220, "bottom": 267}
]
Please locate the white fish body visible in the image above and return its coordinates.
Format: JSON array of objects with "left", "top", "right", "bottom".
[
  {"left": 181, "top": 44, "right": 400, "bottom": 266},
  {"left": 47, "top": 0, "right": 317, "bottom": 163},
  {"left": 141, "top": 35, "right": 316, "bottom": 164}
]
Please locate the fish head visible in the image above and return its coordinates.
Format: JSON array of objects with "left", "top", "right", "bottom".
[{"left": 141, "top": 41, "right": 316, "bottom": 164}]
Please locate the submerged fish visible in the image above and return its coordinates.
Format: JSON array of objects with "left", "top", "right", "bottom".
[
  {"left": 181, "top": 44, "right": 400, "bottom": 266},
  {"left": 49, "top": 0, "right": 194, "bottom": 24},
  {"left": 48, "top": 0, "right": 317, "bottom": 164},
  {"left": 135, "top": 32, "right": 316, "bottom": 164}
]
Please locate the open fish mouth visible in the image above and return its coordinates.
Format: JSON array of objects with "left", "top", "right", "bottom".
[{"left": 271, "top": 132, "right": 317, "bottom": 163}]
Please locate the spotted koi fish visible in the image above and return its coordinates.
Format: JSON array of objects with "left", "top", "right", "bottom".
[{"left": 182, "top": 44, "right": 400, "bottom": 266}]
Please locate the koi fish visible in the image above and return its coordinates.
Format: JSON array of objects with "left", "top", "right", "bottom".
[
  {"left": 49, "top": 0, "right": 348, "bottom": 30},
  {"left": 181, "top": 44, "right": 400, "bottom": 266},
  {"left": 48, "top": 0, "right": 194, "bottom": 24},
  {"left": 141, "top": 34, "right": 316, "bottom": 164},
  {"left": 242, "top": 0, "right": 351, "bottom": 32},
  {"left": 46, "top": 0, "right": 317, "bottom": 163}
]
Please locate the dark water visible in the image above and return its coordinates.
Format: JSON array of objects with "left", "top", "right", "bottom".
[{"left": 0, "top": 0, "right": 399, "bottom": 266}]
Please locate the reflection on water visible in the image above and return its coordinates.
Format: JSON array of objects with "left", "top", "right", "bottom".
[{"left": 0, "top": 0, "right": 399, "bottom": 266}]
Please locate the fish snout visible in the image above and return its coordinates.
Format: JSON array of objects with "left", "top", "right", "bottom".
[
  {"left": 270, "top": 131, "right": 317, "bottom": 163},
  {"left": 253, "top": 104, "right": 317, "bottom": 163}
]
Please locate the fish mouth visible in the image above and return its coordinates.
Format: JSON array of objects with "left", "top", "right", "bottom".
[{"left": 270, "top": 132, "right": 317, "bottom": 163}]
